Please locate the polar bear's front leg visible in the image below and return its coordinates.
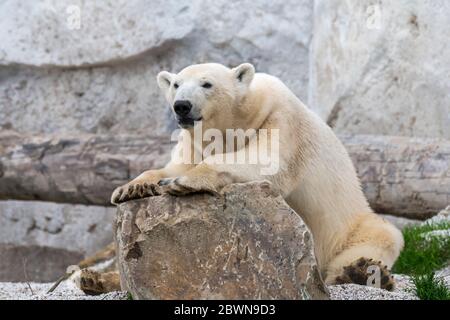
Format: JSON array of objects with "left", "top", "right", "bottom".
[
  {"left": 158, "top": 136, "right": 286, "bottom": 197},
  {"left": 158, "top": 163, "right": 234, "bottom": 196}
]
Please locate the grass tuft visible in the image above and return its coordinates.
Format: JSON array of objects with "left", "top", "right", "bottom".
[
  {"left": 392, "top": 222, "right": 450, "bottom": 275},
  {"left": 392, "top": 221, "right": 450, "bottom": 300},
  {"left": 412, "top": 273, "right": 450, "bottom": 300}
]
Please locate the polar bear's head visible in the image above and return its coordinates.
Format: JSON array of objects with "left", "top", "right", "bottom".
[{"left": 157, "top": 63, "right": 255, "bottom": 130}]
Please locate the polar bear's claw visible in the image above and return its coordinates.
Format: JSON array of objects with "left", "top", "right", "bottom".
[{"left": 111, "top": 181, "right": 160, "bottom": 205}]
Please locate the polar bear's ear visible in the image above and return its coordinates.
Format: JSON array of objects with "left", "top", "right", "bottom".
[
  {"left": 157, "top": 71, "right": 175, "bottom": 93},
  {"left": 232, "top": 63, "right": 255, "bottom": 86}
]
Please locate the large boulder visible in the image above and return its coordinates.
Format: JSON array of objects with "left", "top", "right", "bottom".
[
  {"left": 115, "top": 182, "right": 329, "bottom": 300},
  {"left": 0, "top": 0, "right": 313, "bottom": 136},
  {"left": 309, "top": 0, "right": 450, "bottom": 139}
]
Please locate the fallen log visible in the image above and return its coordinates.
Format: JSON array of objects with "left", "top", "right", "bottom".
[
  {"left": 0, "top": 131, "right": 448, "bottom": 219},
  {"left": 0, "top": 130, "right": 172, "bottom": 206},
  {"left": 342, "top": 135, "right": 449, "bottom": 219}
]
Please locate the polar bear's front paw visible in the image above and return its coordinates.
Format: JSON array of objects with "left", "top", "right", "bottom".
[
  {"left": 158, "top": 176, "right": 219, "bottom": 196},
  {"left": 111, "top": 181, "right": 161, "bottom": 205},
  {"left": 334, "top": 257, "right": 395, "bottom": 291}
]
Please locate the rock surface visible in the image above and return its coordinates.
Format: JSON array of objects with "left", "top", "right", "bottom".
[
  {"left": 115, "top": 182, "right": 329, "bottom": 300},
  {"left": 420, "top": 206, "right": 450, "bottom": 246},
  {"left": 425, "top": 206, "right": 450, "bottom": 225},
  {"left": 0, "top": 0, "right": 313, "bottom": 136},
  {"left": 436, "top": 266, "right": 450, "bottom": 288},
  {"left": 379, "top": 214, "right": 421, "bottom": 231},
  {"left": 310, "top": 0, "right": 450, "bottom": 139},
  {"left": 0, "top": 200, "right": 115, "bottom": 282},
  {"left": 343, "top": 135, "right": 450, "bottom": 219},
  {"left": 0, "top": 0, "right": 195, "bottom": 67},
  {"left": 0, "top": 244, "right": 83, "bottom": 283}
]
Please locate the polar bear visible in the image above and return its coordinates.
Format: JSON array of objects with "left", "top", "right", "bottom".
[{"left": 111, "top": 63, "right": 404, "bottom": 290}]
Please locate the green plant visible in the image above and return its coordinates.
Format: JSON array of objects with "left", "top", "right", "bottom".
[
  {"left": 392, "top": 222, "right": 450, "bottom": 275},
  {"left": 412, "top": 273, "right": 450, "bottom": 300},
  {"left": 392, "top": 221, "right": 450, "bottom": 300}
]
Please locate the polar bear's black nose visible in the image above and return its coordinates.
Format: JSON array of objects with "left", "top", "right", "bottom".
[{"left": 174, "top": 100, "right": 192, "bottom": 117}]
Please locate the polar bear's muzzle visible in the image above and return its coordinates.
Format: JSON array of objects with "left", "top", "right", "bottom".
[{"left": 173, "top": 100, "right": 202, "bottom": 128}]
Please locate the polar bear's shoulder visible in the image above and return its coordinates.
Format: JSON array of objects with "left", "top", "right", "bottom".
[
  {"left": 253, "top": 72, "right": 284, "bottom": 86},
  {"left": 250, "top": 72, "right": 299, "bottom": 104}
]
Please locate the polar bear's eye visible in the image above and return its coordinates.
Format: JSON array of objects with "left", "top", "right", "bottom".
[
  {"left": 202, "top": 82, "right": 213, "bottom": 89},
  {"left": 173, "top": 83, "right": 179, "bottom": 89}
]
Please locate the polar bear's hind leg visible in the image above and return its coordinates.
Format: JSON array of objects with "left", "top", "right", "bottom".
[{"left": 324, "top": 213, "right": 404, "bottom": 291}]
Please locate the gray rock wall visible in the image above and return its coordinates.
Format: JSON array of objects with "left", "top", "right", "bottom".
[
  {"left": 0, "top": 200, "right": 115, "bottom": 282},
  {"left": 310, "top": 0, "right": 450, "bottom": 139},
  {"left": 2, "top": 1, "right": 449, "bottom": 137},
  {"left": 0, "top": 200, "right": 115, "bottom": 255},
  {"left": 0, "top": 0, "right": 313, "bottom": 136}
]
